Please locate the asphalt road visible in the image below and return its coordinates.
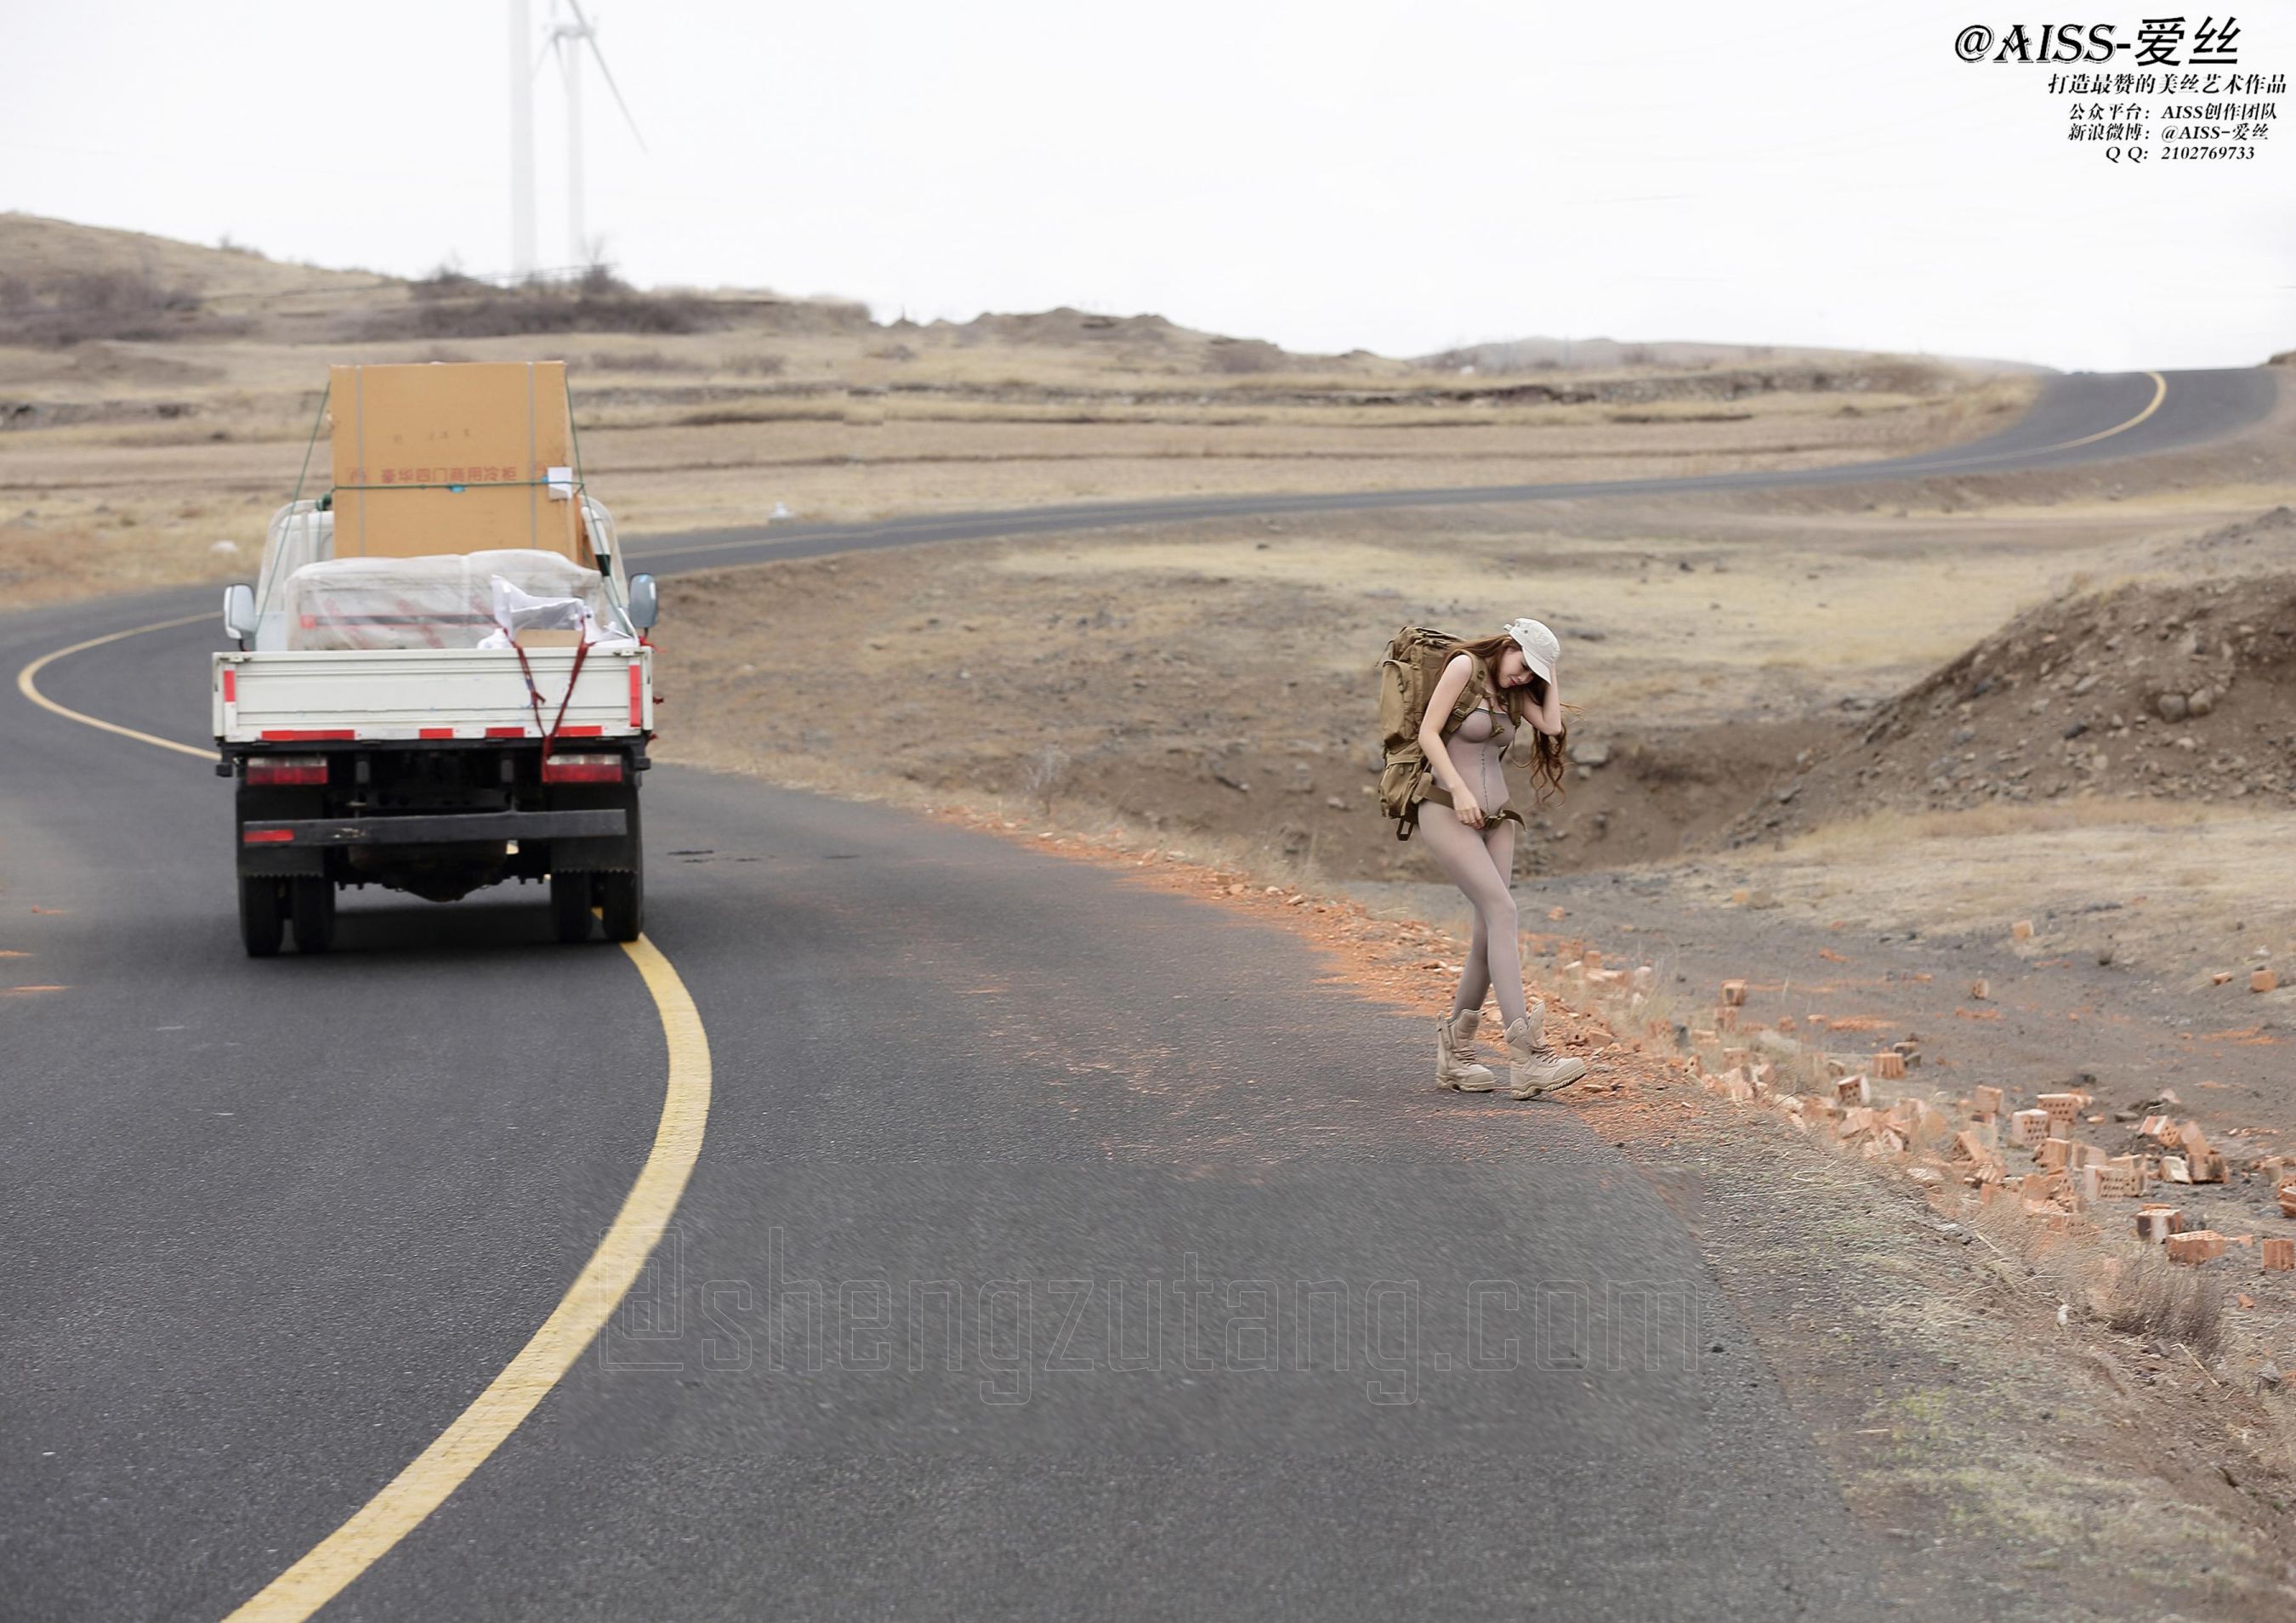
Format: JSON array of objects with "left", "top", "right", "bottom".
[{"left": 0, "top": 366, "right": 2276, "bottom": 1620}]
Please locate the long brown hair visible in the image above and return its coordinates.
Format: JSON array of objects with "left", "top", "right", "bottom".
[{"left": 1450, "top": 632, "right": 1568, "bottom": 804}]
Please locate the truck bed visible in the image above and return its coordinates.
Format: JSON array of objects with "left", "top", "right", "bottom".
[{"left": 213, "top": 644, "right": 652, "bottom": 746}]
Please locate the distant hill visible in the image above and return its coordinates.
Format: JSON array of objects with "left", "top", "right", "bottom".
[
  {"left": 0, "top": 212, "right": 387, "bottom": 303},
  {"left": 1, "top": 213, "right": 2058, "bottom": 377},
  {"left": 0, "top": 214, "right": 867, "bottom": 347},
  {"left": 0, "top": 213, "right": 400, "bottom": 344},
  {"left": 1424, "top": 334, "right": 2053, "bottom": 377}
]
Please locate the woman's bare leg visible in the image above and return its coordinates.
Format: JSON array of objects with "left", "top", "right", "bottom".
[
  {"left": 1480, "top": 820, "right": 1523, "bottom": 1024},
  {"left": 1417, "top": 812, "right": 1526, "bottom": 1030},
  {"left": 1451, "top": 899, "right": 1492, "bottom": 1019}
]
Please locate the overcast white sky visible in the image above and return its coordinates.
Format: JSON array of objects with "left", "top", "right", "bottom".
[{"left": 6, "top": 0, "right": 2293, "bottom": 370}]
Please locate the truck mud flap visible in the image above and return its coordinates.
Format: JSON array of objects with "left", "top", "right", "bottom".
[{"left": 242, "top": 809, "right": 628, "bottom": 848}]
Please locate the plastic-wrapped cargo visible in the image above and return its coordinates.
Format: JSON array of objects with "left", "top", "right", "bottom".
[
  {"left": 248, "top": 502, "right": 335, "bottom": 650},
  {"left": 280, "top": 549, "right": 634, "bottom": 651},
  {"left": 475, "top": 572, "right": 617, "bottom": 649},
  {"left": 579, "top": 495, "right": 617, "bottom": 566}
]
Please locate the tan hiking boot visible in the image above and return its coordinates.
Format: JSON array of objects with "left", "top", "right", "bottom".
[
  {"left": 1436, "top": 1009, "right": 1498, "bottom": 1092},
  {"left": 1504, "top": 1003, "right": 1588, "bottom": 1098}
]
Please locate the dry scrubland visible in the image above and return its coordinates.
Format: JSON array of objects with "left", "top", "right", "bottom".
[
  {"left": 662, "top": 395, "right": 2296, "bottom": 990},
  {"left": 2, "top": 210, "right": 2034, "bottom": 604}
]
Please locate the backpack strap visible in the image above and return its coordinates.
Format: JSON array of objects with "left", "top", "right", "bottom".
[{"left": 1439, "top": 651, "right": 1497, "bottom": 735}]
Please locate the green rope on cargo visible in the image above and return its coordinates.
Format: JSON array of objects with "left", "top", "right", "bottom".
[
  {"left": 564, "top": 378, "right": 604, "bottom": 565},
  {"left": 289, "top": 383, "right": 328, "bottom": 508},
  {"left": 566, "top": 383, "right": 589, "bottom": 493},
  {"left": 252, "top": 385, "right": 335, "bottom": 616}
]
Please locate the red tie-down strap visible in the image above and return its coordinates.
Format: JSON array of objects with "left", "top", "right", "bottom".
[{"left": 510, "top": 634, "right": 595, "bottom": 760}]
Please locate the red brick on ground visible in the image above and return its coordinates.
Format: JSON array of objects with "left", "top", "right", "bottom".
[
  {"left": 2037, "top": 1092, "right": 2083, "bottom": 1133},
  {"left": 2167, "top": 1230, "right": 2227, "bottom": 1264},
  {"left": 2136, "top": 1206, "right": 2184, "bottom": 1242}
]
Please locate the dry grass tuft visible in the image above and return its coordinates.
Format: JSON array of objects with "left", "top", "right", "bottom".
[
  {"left": 2099, "top": 1248, "right": 2227, "bottom": 1357},
  {"left": 1970, "top": 1198, "right": 2228, "bottom": 1359}
]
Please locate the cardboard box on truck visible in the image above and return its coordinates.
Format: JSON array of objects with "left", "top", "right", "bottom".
[{"left": 328, "top": 361, "right": 595, "bottom": 565}]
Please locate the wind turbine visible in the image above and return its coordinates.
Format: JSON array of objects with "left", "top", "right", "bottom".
[
  {"left": 509, "top": 0, "right": 536, "bottom": 275},
  {"left": 543, "top": 0, "right": 645, "bottom": 270}
]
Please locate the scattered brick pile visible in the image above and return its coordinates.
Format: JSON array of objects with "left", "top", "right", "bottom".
[{"left": 1566, "top": 962, "right": 2296, "bottom": 1274}]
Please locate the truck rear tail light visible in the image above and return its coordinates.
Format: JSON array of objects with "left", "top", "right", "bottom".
[
  {"left": 543, "top": 752, "right": 624, "bottom": 784},
  {"left": 247, "top": 755, "right": 329, "bottom": 786},
  {"left": 242, "top": 828, "right": 295, "bottom": 844}
]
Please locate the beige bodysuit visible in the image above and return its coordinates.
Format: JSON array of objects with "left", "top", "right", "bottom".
[{"left": 1419, "top": 698, "right": 1526, "bottom": 828}]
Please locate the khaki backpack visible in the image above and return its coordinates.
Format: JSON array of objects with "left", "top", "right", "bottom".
[{"left": 1375, "top": 626, "right": 1492, "bottom": 839}]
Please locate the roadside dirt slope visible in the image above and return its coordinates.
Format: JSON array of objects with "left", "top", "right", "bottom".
[{"left": 1727, "top": 506, "right": 2296, "bottom": 848}]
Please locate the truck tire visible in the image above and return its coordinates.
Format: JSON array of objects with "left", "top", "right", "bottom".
[
  {"left": 240, "top": 876, "right": 285, "bottom": 958},
  {"left": 550, "top": 871, "right": 596, "bottom": 943},
  {"left": 600, "top": 863, "right": 643, "bottom": 942},
  {"left": 291, "top": 876, "right": 336, "bottom": 955},
  {"left": 600, "top": 793, "right": 644, "bottom": 942}
]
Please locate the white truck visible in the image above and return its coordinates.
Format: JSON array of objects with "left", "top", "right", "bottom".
[{"left": 213, "top": 361, "right": 659, "bottom": 956}]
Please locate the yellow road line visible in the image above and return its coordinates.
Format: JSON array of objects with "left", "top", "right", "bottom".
[
  {"left": 17, "top": 616, "right": 713, "bottom": 1621},
  {"left": 224, "top": 931, "right": 710, "bottom": 1620},
  {"left": 1918, "top": 369, "right": 2168, "bottom": 470},
  {"left": 2054, "top": 368, "right": 2168, "bottom": 449},
  {"left": 15, "top": 613, "right": 216, "bottom": 759}
]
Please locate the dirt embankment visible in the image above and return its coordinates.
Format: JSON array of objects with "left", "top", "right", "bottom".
[
  {"left": 656, "top": 535, "right": 1850, "bottom": 887},
  {"left": 1719, "top": 506, "right": 2296, "bottom": 848},
  {"left": 656, "top": 499, "right": 2296, "bottom": 894}
]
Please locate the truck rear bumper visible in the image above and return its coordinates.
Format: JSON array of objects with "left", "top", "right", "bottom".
[{"left": 241, "top": 809, "right": 627, "bottom": 848}]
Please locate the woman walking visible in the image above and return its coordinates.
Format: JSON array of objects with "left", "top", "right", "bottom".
[{"left": 1416, "top": 618, "right": 1588, "bottom": 1099}]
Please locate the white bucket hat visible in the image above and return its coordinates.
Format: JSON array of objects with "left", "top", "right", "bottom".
[{"left": 1502, "top": 617, "right": 1560, "bottom": 684}]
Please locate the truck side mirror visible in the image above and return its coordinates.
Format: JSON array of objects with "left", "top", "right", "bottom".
[
  {"left": 628, "top": 573, "right": 658, "bottom": 632},
  {"left": 223, "top": 582, "right": 256, "bottom": 642}
]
